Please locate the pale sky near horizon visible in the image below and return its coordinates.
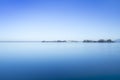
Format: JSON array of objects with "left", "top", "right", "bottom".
[{"left": 0, "top": 0, "right": 120, "bottom": 41}]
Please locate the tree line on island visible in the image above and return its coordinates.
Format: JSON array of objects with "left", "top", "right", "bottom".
[
  {"left": 0, "top": 39, "right": 117, "bottom": 43},
  {"left": 41, "top": 39, "right": 114, "bottom": 43},
  {"left": 83, "top": 39, "right": 114, "bottom": 43}
]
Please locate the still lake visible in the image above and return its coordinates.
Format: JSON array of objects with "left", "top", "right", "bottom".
[{"left": 0, "top": 43, "right": 120, "bottom": 80}]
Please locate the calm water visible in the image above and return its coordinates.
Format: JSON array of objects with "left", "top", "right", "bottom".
[{"left": 0, "top": 43, "right": 120, "bottom": 80}]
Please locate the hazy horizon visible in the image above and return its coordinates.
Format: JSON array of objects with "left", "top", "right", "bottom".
[{"left": 0, "top": 0, "right": 120, "bottom": 41}]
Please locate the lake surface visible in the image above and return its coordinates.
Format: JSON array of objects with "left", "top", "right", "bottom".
[{"left": 0, "top": 43, "right": 120, "bottom": 80}]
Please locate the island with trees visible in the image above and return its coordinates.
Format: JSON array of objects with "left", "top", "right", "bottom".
[
  {"left": 0, "top": 39, "right": 118, "bottom": 43},
  {"left": 83, "top": 39, "right": 114, "bottom": 43}
]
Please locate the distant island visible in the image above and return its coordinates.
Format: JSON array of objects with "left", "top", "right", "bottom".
[
  {"left": 83, "top": 39, "right": 114, "bottom": 43},
  {"left": 0, "top": 39, "right": 118, "bottom": 43}
]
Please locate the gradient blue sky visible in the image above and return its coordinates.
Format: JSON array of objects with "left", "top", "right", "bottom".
[{"left": 0, "top": 0, "right": 120, "bottom": 41}]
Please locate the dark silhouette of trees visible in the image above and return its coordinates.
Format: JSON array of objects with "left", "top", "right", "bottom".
[
  {"left": 106, "top": 39, "right": 113, "bottom": 42},
  {"left": 98, "top": 39, "right": 105, "bottom": 42},
  {"left": 83, "top": 39, "right": 114, "bottom": 43}
]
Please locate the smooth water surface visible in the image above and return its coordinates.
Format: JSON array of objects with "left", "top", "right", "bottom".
[{"left": 0, "top": 43, "right": 120, "bottom": 80}]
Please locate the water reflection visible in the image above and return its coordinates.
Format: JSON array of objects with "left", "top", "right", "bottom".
[{"left": 0, "top": 43, "right": 120, "bottom": 80}]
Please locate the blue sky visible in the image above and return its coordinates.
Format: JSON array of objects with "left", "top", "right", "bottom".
[{"left": 0, "top": 0, "right": 120, "bottom": 41}]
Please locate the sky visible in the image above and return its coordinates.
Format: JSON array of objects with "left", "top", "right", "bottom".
[{"left": 0, "top": 0, "right": 120, "bottom": 41}]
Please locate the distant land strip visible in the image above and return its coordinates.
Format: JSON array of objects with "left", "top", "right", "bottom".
[{"left": 0, "top": 39, "right": 119, "bottom": 43}]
